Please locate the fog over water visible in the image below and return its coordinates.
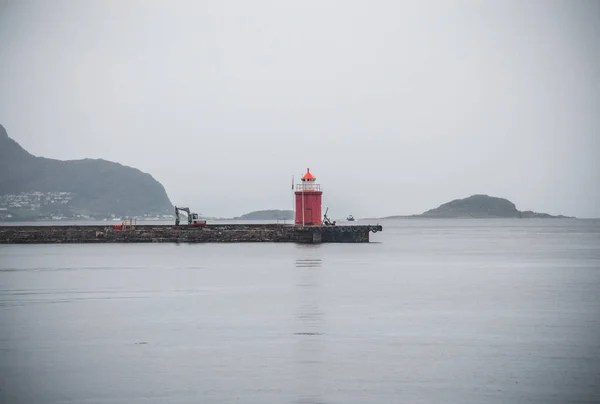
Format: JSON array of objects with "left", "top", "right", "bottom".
[{"left": 0, "top": 1, "right": 598, "bottom": 218}]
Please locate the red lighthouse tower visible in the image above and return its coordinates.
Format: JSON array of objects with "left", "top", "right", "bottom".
[{"left": 295, "top": 168, "right": 322, "bottom": 226}]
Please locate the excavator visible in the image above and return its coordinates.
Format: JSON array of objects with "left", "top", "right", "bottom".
[{"left": 174, "top": 206, "right": 206, "bottom": 227}]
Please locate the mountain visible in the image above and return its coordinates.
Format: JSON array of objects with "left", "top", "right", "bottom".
[
  {"left": 235, "top": 209, "right": 294, "bottom": 220},
  {"left": 0, "top": 124, "right": 173, "bottom": 219},
  {"left": 383, "top": 194, "right": 573, "bottom": 219}
]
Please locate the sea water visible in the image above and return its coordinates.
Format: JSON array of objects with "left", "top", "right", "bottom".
[{"left": 1, "top": 219, "right": 599, "bottom": 403}]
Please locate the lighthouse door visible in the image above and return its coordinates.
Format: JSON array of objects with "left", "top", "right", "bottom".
[{"left": 305, "top": 208, "right": 313, "bottom": 225}]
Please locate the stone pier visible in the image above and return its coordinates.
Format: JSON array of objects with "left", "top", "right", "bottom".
[{"left": 0, "top": 224, "right": 383, "bottom": 244}]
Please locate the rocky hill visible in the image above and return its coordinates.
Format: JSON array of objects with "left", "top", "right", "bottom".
[
  {"left": 384, "top": 194, "right": 572, "bottom": 219},
  {"left": 235, "top": 209, "right": 294, "bottom": 220},
  {"left": 0, "top": 124, "right": 173, "bottom": 220}
]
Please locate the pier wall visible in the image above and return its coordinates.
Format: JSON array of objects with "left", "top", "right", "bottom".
[{"left": 0, "top": 224, "right": 382, "bottom": 244}]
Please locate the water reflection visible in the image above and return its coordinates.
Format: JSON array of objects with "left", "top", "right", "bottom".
[{"left": 294, "top": 254, "right": 325, "bottom": 403}]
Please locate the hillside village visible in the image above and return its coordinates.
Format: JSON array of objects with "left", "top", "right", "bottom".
[
  {"left": 0, "top": 192, "right": 75, "bottom": 220},
  {"left": 0, "top": 191, "right": 175, "bottom": 221}
]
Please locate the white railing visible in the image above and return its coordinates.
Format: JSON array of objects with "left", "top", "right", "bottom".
[{"left": 295, "top": 183, "right": 321, "bottom": 192}]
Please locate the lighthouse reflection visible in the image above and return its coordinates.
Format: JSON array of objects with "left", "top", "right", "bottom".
[{"left": 294, "top": 245, "right": 325, "bottom": 404}]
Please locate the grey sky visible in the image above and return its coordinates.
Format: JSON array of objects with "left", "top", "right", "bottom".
[{"left": 0, "top": 0, "right": 598, "bottom": 218}]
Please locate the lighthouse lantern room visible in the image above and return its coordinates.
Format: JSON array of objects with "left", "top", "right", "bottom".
[{"left": 295, "top": 168, "right": 323, "bottom": 226}]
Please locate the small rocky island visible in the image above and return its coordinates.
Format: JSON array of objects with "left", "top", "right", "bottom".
[
  {"left": 235, "top": 209, "right": 294, "bottom": 220},
  {"left": 384, "top": 194, "right": 573, "bottom": 219}
]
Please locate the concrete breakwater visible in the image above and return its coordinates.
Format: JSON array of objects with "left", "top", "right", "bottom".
[{"left": 0, "top": 224, "right": 383, "bottom": 244}]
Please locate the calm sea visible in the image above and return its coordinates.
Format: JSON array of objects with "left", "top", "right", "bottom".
[{"left": 1, "top": 219, "right": 599, "bottom": 403}]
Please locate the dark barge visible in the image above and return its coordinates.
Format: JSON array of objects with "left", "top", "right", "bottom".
[{"left": 0, "top": 223, "right": 383, "bottom": 244}]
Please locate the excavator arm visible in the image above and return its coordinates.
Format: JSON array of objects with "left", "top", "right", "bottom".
[{"left": 175, "top": 206, "right": 192, "bottom": 226}]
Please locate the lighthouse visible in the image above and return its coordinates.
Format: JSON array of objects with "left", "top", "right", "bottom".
[{"left": 295, "top": 168, "right": 322, "bottom": 226}]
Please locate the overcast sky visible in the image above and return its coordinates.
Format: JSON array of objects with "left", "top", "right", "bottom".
[{"left": 0, "top": 0, "right": 598, "bottom": 218}]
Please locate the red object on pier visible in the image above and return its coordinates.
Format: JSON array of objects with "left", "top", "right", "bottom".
[{"left": 295, "top": 168, "right": 322, "bottom": 226}]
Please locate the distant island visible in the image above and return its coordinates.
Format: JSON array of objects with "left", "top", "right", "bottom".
[
  {"left": 383, "top": 194, "right": 573, "bottom": 219},
  {"left": 0, "top": 124, "right": 173, "bottom": 221},
  {"left": 235, "top": 209, "right": 294, "bottom": 220}
]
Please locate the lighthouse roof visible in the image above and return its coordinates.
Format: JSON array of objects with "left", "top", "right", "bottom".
[{"left": 301, "top": 168, "right": 316, "bottom": 181}]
